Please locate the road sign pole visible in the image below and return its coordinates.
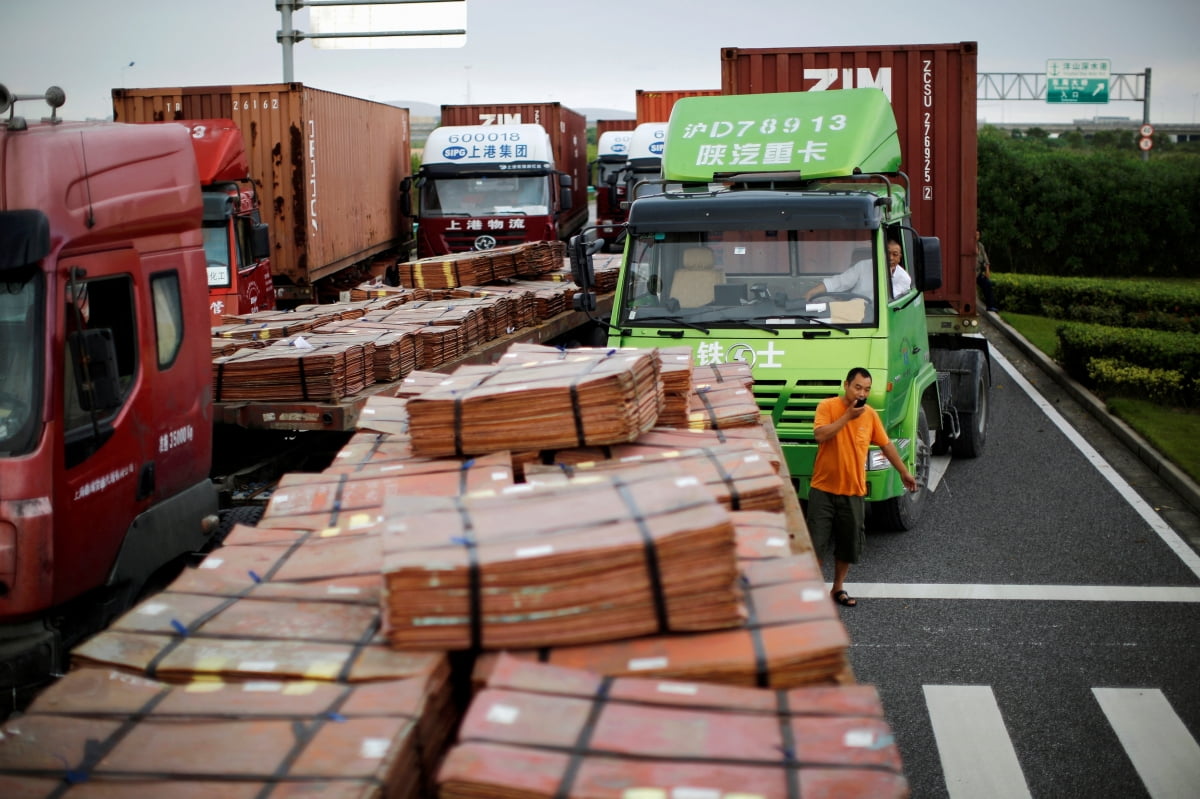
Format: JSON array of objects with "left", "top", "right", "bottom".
[{"left": 1142, "top": 67, "right": 1152, "bottom": 161}]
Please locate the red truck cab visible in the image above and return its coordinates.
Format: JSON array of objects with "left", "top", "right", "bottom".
[
  {"left": 176, "top": 119, "right": 273, "bottom": 326},
  {"left": 0, "top": 88, "right": 219, "bottom": 712},
  {"left": 408, "top": 124, "right": 575, "bottom": 257}
]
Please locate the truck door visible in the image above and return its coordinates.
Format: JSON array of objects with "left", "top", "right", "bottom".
[{"left": 56, "top": 247, "right": 208, "bottom": 604}]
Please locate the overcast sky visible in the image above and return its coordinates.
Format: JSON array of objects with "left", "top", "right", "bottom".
[{"left": 3, "top": 0, "right": 1198, "bottom": 125}]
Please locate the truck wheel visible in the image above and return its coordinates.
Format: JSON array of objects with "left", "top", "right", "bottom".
[
  {"left": 951, "top": 350, "right": 988, "bottom": 458},
  {"left": 872, "top": 408, "right": 932, "bottom": 532}
]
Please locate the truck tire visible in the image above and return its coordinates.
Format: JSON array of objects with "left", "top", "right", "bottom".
[
  {"left": 951, "top": 349, "right": 989, "bottom": 459},
  {"left": 871, "top": 408, "right": 932, "bottom": 532}
]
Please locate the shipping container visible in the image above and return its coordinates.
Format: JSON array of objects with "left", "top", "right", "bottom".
[
  {"left": 720, "top": 43, "right": 978, "bottom": 315},
  {"left": 595, "top": 118, "right": 638, "bottom": 138},
  {"left": 439, "top": 102, "right": 589, "bottom": 237},
  {"left": 113, "top": 83, "right": 412, "bottom": 299},
  {"left": 635, "top": 89, "right": 721, "bottom": 123}
]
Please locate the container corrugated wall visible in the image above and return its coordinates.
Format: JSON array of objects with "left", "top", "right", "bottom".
[
  {"left": 439, "top": 103, "right": 589, "bottom": 236},
  {"left": 596, "top": 119, "right": 638, "bottom": 138},
  {"left": 720, "top": 43, "right": 978, "bottom": 315},
  {"left": 113, "top": 84, "right": 411, "bottom": 289},
  {"left": 635, "top": 90, "right": 721, "bottom": 123}
]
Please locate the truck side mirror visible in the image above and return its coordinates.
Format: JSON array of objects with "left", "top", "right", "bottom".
[
  {"left": 568, "top": 233, "right": 604, "bottom": 309},
  {"left": 560, "top": 187, "right": 573, "bottom": 210},
  {"left": 68, "top": 328, "right": 123, "bottom": 412},
  {"left": 251, "top": 223, "right": 270, "bottom": 261},
  {"left": 915, "top": 235, "right": 943, "bottom": 292}
]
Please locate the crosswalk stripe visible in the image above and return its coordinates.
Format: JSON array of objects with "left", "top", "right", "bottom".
[
  {"left": 1093, "top": 687, "right": 1200, "bottom": 799},
  {"left": 924, "top": 684, "right": 1032, "bottom": 799},
  {"left": 841, "top": 582, "right": 1200, "bottom": 603}
]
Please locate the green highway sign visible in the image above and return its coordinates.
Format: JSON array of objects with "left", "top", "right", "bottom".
[{"left": 1046, "top": 59, "right": 1111, "bottom": 104}]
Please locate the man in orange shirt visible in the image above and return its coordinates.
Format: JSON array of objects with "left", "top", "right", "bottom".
[{"left": 807, "top": 367, "right": 918, "bottom": 607}]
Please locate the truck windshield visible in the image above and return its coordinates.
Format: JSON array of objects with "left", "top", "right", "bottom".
[
  {"left": 0, "top": 267, "right": 44, "bottom": 456},
  {"left": 421, "top": 175, "right": 549, "bottom": 217},
  {"left": 618, "top": 229, "right": 880, "bottom": 328}
]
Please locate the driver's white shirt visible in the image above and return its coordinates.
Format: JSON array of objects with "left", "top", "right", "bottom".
[{"left": 825, "top": 259, "right": 911, "bottom": 299}]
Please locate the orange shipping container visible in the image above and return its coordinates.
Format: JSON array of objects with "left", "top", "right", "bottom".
[
  {"left": 595, "top": 118, "right": 638, "bottom": 138},
  {"left": 113, "top": 83, "right": 412, "bottom": 299},
  {"left": 720, "top": 43, "right": 979, "bottom": 316},
  {"left": 635, "top": 89, "right": 721, "bottom": 123},
  {"left": 439, "top": 102, "right": 589, "bottom": 237}
]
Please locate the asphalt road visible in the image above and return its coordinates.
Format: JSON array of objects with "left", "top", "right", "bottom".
[{"left": 837, "top": 325, "right": 1200, "bottom": 798}]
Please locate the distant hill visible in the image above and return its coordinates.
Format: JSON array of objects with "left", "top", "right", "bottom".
[{"left": 387, "top": 100, "right": 635, "bottom": 124}]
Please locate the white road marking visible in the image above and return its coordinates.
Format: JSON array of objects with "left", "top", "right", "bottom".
[
  {"left": 924, "top": 684, "right": 1032, "bottom": 799},
  {"left": 840, "top": 583, "right": 1200, "bottom": 602},
  {"left": 992, "top": 347, "right": 1200, "bottom": 579},
  {"left": 929, "top": 454, "right": 951, "bottom": 491},
  {"left": 1093, "top": 688, "right": 1200, "bottom": 799}
]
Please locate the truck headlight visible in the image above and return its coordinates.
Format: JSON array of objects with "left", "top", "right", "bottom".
[{"left": 867, "top": 438, "right": 910, "bottom": 471}]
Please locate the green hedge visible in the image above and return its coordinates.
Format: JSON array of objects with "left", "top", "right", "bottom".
[
  {"left": 993, "top": 273, "right": 1200, "bottom": 334},
  {"left": 1057, "top": 322, "right": 1200, "bottom": 399},
  {"left": 978, "top": 129, "right": 1200, "bottom": 277},
  {"left": 1086, "top": 358, "right": 1199, "bottom": 406}
]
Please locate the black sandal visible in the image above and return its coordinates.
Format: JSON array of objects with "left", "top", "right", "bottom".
[{"left": 832, "top": 589, "right": 857, "bottom": 607}]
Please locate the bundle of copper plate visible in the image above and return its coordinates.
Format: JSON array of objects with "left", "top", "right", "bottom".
[
  {"left": 406, "top": 347, "right": 662, "bottom": 457},
  {"left": 211, "top": 339, "right": 372, "bottom": 402},
  {"left": 472, "top": 555, "right": 852, "bottom": 691},
  {"left": 438, "top": 654, "right": 907, "bottom": 799},
  {"left": 378, "top": 474, "right": 743, "bottom": 651}
]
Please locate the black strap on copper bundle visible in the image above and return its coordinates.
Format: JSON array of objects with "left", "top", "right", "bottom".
[
  {"left": 146, "top": 529, "right": 315, "bottom": 678},
  {"left": 695, "top": 387, "right": 721, "bottom": 430},
  {"left": 776, "top": 688, "right": 802, "bottom": 799},
  {"left": 553, "top": 676, "right": 613, "bottom": 799},
  {"left": 740, "top": 574, "right": 771, "bottom": 688},
  {"left": 452, "top": 498, "right": 484, "bottom": 651},
  {"left": 326, "top": 473, "right": 350, "bottom": 528},
  {"left": 44, "top": 685, "right": 172, "bottom": 795},
  {"left": 700, "top": 447, "right": 742, "bottom": 511},
  {"left": 567, "top": 353, "right": 611, "bottom": 448},
  {"left": 613, "top": 479, "right": 670, "bottom": 633},
  {"left": 296, "top": 355, "right": 309, "bottom": 400}
]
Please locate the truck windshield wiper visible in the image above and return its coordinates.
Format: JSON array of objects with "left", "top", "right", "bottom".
[
  {"left": 797, "top": 315, "right": 850, "bottom": 334},
  {"left": 639, "top": 315, "right": 711, "bottom": 334}
]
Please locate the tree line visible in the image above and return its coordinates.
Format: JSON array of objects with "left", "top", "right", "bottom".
[{"left": 977, "top": 126, "right": 1200, "bottom": 277}]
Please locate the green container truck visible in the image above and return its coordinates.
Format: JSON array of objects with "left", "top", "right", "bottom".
[{"left": 570, "top": 87, "right": 989, "bottom": 531}]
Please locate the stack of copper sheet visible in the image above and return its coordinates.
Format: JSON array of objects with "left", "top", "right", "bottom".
[
  {"left": 349, "top": 282, "right": 431, "bottom": 304},
  {"left": 378, "top": 474, "right": 743, "bottom": 651},
  {"left": 397, "top": 251, "right": 495, "bottom": 289},
  {"left": 526, "top": 444, "right": 786, "bottom": 514},
  {"left": 686, "top": 383, "right": 765, "bottom": 429},
  {"left": 293, "top": 301, "right": 368, "bottom": 322},
  {"left": 391, "top": 370, "right": 450, "bottom": 399},
  {"left": 438, "top": 655, "right": 907, "bottom": 799},
  {"left": 0, "top": 665, "right": 454, "bottom": 799},
  {"left": 510, "top": 240, "right": 566, "bottom": 277},
  {"left": 381, "top": 301, "right": 490, "bottom": 351},
  {"left": 256, "top": 451, "right": 516, "bottom": 531},
  {"left": 327, "top": 429, "right": 414, "bottom": 469},
  {"left": 406, "top": 347, "right": 662, "bottom": 457},
  {"left": 474, "top": 555, "right": 850, "bottom": 690},
  {"left": 264, "top": 331, "right": 416, "bottom": 383},
  {"left": 356, "top": 398, "right": 411, "bottom": 437},
  {"left": 452, "top": 284, "right": 539, "bottom": 329},
  {"left": 212, "top": 339, "right": 372, "bottom": 402},
  {"left": 545, "top": 425, "right": 781, "bottom": 472},
  {"left": 495, "top": 279, "right": 574, "bottom": 319},
  {"left": 212, "top": 315, "right": 321, "bottom": 342},
  {"left": 693, "top": 360, "right": 755, "bottom": 390},
  {"left": 209, "top": 337, "right": 263, "bottom": 358}
]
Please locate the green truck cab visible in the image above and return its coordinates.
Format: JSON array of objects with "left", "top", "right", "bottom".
[{"left": 571, "top": 89, "right": 989, "bottom": 530}]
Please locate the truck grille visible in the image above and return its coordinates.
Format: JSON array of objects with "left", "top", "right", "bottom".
[
  {"left": 753, "top": 378, "right": 843, "bottom": 444},
  {"left": 443, "top": 229, "right": 531, "bottom": 251}
]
